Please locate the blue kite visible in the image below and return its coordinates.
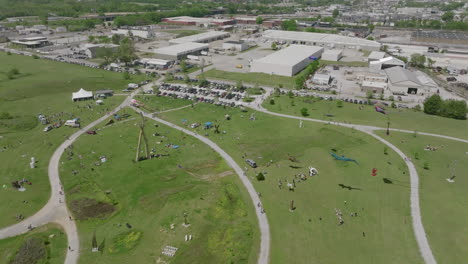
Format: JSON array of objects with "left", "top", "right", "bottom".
[{"left": 331, "top": 152, "right": 358, "bottom": 164}]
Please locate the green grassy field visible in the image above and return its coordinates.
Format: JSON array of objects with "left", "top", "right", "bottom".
[
  {"left": 265, "top": 95, "right": 468, "bottom": 139},
  {"left": 58, "top": 108, "right": 258, "bottom": 264},
  {"left": 133, "top": 95, "right": 192, "bottom": 112},
  {"left": 0, "top": 52, "right": 146, "bottom": 228},
  {"left": 0, "top": 224, "right": 67, "bottom": 264},
  {"left": 374, "top": 131, "right": 468, "bottom": 264},
  {"left": 155, "top": 102, "right": 422, "bottom": 264},
  {"left": 202, "top": 68, "right": 296, "bottom": 88}
]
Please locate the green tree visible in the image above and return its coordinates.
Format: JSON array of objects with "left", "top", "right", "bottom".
[
  {"left": 88, "top": 35, "right": 96, "bottom": 43},
  {"left": 116, "top": 37, "right": 137, "bottom": 65},
  {"left": 236, "top": 80, "right": 243, "bottom": 89},
  {"left": 368, "top": 23, "right": 375, "bottom": 32},
  {"left": 256, "top": 172, "right": 265, "bottom": 181},
  {"left": 367, "top": 36, "right": 374, "bottom": 40},
  {"left": 391, "top": 102, "right": 397, "bottom": 108},
  {"left": 427, "top": 58, "right": 436, "bottom": 68},
  {"left": 384, "top": 146, "right": 388, "bottom": 155},
  {"left": 410, "top": 54, "right": 426, "bottom": 68},
  {"left": 281, "top": 20, "right": 297, "bottom": 31},
  {"left": 442, "top": 11, "right": 455, "bottom": 22},
  {"left": 300, "top": 107, "right": 309, "bottom": 116},
  {"left": 366, "top": 90, "right": 374, "bottom": 99},
  {"left": 336, "top": 100, "right": 343, "bottom": 108},
  {"left": 95, "top": 47, "right": 115, "bottom": 65},
  {"left": 287, "top": 90, "right": 294, "bottom": 98},
  {"left": 423, "top": 94, "right": 443, "bottom": 115},
  {"left": 440, "top": 99, "right": 467, "bottom": 120},
  {"left": 123, "top": 72, "right": 131, "bottom": 80},
  {"left": 256, "top": 16, "right": 263, "bottom": 24},
  {"left": 270, "top": 99, "right": 275, "bottom": 105},
  {"left": 271, "top": 42, "right": 277, "bottom": 50},
  {"left": 332, "top": 9, "right": 339, "bottom": 18},
  {"left": 180, "top": 59, "right": 187, "bottom": 73},
  {"left": 198, "top": 75, "right": 209, "bottom": 87},
  {"left": 111, "top": 34, "right": 122, "bottom": 45},
  {"left": 423, "top": 161, "right": 429, "bottom": 170}
]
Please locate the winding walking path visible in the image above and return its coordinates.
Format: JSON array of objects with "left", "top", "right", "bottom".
[
  {"left": 132, "top": 106, "right": 271, "bottom": 264},
  {"left": 246, "top": 99, "right": 468, "bottom": 264},
  {"left": 0, "top": 95, "right": 134, "bottom": 264},
  {"left": 1, "top": 82, "right": 466, "bottom": 264}
]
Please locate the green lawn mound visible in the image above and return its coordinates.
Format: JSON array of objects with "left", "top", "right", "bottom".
[
  {"left": 70, "top": 198, "right": 116, "bottom": 220},
  {"left": 108, "top": 231, "right": 142, "bottom": 254},
  {"left": 10, "top": 237, "right": 46, "bottom": 264}
]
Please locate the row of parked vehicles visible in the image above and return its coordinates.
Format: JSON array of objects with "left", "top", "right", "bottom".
[{"left": 159, "top": 83, "right": 245, "bottom": 102}]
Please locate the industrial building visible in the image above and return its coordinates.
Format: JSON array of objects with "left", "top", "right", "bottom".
[
  {"left": 138, "top": 58, "right": 172, "bottom": 69},
  {"left": 262, "top": 30, "right": 381, "bottom": 51},
  {"left": 321, "top": 49, "right": 343, "bottom": 61},
  {"left": 169, "top": 31, "right": 230, "bottom": 44},
  {"left": 11, "top": 36, "right": 51, "bottom": 48},
  {"left": 411, "top": 31, "right": 468, "bottom": 46},
  {"left": 385, "top": 67, "right": 437, "bottom": 95},
  {"left": 223, "top": 40, "right": 248, "bottom": 51},
  {"left": 80, "top": 43, "right": 119, "bottom": 58},
  {"left": 162, "top": 16, "right": 235, "bottom": 27},
  {"left": 312, "top": 73, "right": 331, "bottom": 85},
  {"left": 112, "top": 26, "right": 156, "bottom": 39},
  {"left": 153, "top": 42, "right": 209, "bottom": 60},
  {"left": 250, "top": 45, "right": 323, "bottom": 77}
]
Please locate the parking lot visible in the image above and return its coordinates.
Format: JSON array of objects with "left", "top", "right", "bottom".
[{"left": 157, "top": 81, "right": 246, "bottom": 107}]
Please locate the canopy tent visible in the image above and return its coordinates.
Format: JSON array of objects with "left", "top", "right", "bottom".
[{"left": 72, "top": 88, "right": 93, "bottom": 102}]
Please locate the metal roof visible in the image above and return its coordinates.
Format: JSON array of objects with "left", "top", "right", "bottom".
[
  {"left": 263, "top": 30, "right": 381, "bottom": 48},
  {"left": 154, "top": 42, "right": 209, "bottom": 56},
  {"left": 169, "top": 31, "right": 229, "bottom": 44},
  {"left": 253, "top": 45, "right": 323, "bottom": 67}
]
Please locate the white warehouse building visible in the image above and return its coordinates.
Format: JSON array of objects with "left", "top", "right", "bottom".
[
  {"left": 263, "top": 30, "right": 381, "bottom": 51},
  {"left": 169, "top": 31, "right": 230, "bottom": 44},
  {"left": 250, "top": 45, "right": 323, "bottom": 77},
  {"left": 153, "top": 42, "right": 209, "bottom": 60}
]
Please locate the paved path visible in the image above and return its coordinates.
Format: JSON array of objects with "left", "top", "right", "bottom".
[
  {"left": 133, "top": 107, "right": 271, "bottom": 264},
  {"left": 0, "top": 95, "right": 134, "bottom": 264},
  {"left": 246, "top": 101, "right": 444, "bottom": 264}
]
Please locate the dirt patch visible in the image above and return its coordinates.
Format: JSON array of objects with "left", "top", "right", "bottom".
[
  {"left": 70, "top": 198, "right": 116, "bottom": 220},
  {"left": 10, "top": 237, "right": 46, "bottom": 264},
  {"left": 217, "top": 171, "right": 234, "bottom": 177}
]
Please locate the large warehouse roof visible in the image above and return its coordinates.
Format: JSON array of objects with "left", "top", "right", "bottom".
[
  {"left": 254, "top": 45, "right": 323, "bottom": 67},
  {"left": 170, "top": 31, "right": 230, "bottom": 44},
  {"left": 263, "top": 30, "right": 381, "bottom": 48},
  {"left": 154, "top": 42, "right": 209, "bottom": 56}
]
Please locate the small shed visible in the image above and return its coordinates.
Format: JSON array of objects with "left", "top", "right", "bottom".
[
  {"left": 312, "top": 73, "right": 331, "bottom": 85},
  {"left": 72, "top": 88, "right": 93, "bottom": 102}
]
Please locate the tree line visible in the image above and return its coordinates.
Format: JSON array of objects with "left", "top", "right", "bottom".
[{"left": 423, "top": 94, "right": 467, "bottom": 120}]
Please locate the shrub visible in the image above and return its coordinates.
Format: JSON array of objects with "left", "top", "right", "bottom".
[
  {"left": 269, "top": 99, "right": 275, "bottom": 105},
  {"left": 414, "top": 152, "right": 419, "bottom": 160},
  {"left": 389, "top": 95, "right": 394, "bottom": 101},
  {"left": 287, "top": 90, "right": 294, "bottom": 98},
  {"left": 384, "top": 146, "right": 388, "bottom": 155},
  {"left": 256, "top": 172, "right": 265, "bottom": 181},
  {"left": 336, "top": 100, "right": 343, "bottom": 108},
  {"left": 391, "top": 102, "right": 396, "bottom": 108},
  {"left": 300, "top": 107, "right": 309, "bottom": 116},
  {"left": 123, "top": 72, "right": 131, "bottom": 80},
  {"left": 6, "top": 51, "right": 11, "bottom": 55},
  {"left": 423, "top": 162, "right": 429, "bottom": 170},
  {"left": 32, "top": 54, "right": 39, "bottom": 59}
]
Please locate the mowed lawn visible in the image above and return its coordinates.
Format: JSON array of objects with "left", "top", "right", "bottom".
[
  {"left": 59, "top": 109, "right": 259, "bottom": 264},
  {"left": 375, "top": 131, "right": 468, "bottom": 264},
  {"left": 157, "top": 102, "right": 423, "bottom": 264},
  {"left": 0, "top": 52, "right": 146, "bottom": 228},
  {"left": 202, "top": 68, "right": 296, "bottom": 89},
  {"left": 133, "top": 95, "right": 192, "bottom": 112},
  {"left": 265, "top": 95, "right": 468, "bottom": 139},
  {"left": 0, "top": 224, "right": 67, "bottom": 264}
]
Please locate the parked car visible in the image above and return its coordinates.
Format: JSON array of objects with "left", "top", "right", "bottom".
[
  {"left": 43, "top": 125, "right": 53, "bottom": 132},
  {"left": 86, "top": 130, "right": 97, "bottom": 135},
  {"left": 245, "top": 159, "right": 257, "bottom": 168}
]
